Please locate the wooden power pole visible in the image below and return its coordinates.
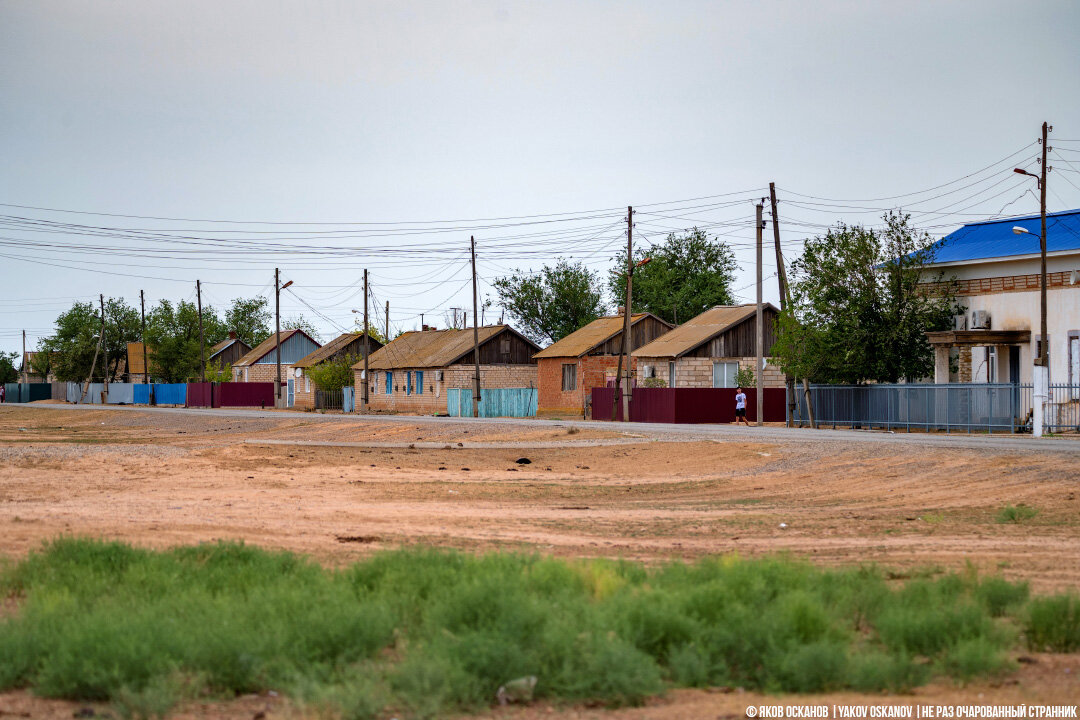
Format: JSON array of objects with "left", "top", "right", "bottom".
[
  {"left": 275, "top": 268, "right": 282, "bottom": 405},
  {"left": 196, "top": 280, "right": 206, "bottom": 383},
  {"left": 140, "top": 290, "right": 148, "bottom": 383},
  {"left": 100, "top": 294, "right": 109, "bottom": 400},
  {"left": 769, "top": 183, "right": 797, "bottom": 427},
  {"left": 470, "top": 236, "right": 481, "bottom": 418},
  {"left": 21, "top": 329, "right": 26, "bottom": 384},
  {"left": 385, "top": 300, "right": 390, "bottom": 340},
  {"left": 755, "top": 202, "right": 764, "bottom": 427},
  {"left": 363, "top": 269, "right": 370, "bottom": 412}
]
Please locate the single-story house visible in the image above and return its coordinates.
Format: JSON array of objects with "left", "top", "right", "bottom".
[
  {"left": 208, "top": 332, "right": 252, "bottom": 373},
  {"left": 20, "top": 351, "right": 54, "bottom": 383},
  {"left": 291, "top": 331, "right": 383, "bottom": 410},
  {"left": 920, "top": 208, "right": 1080, "bottom": 385},
  {"left": 532, "top": 312, "right": 673, "bottom": 416},
  {"left": 633, "top": 304, "right": 785, "bottom": 388},
  {"left": 232, "top": 330, "right": 322, "bottom": 404},
  {"left": 355, "top": 325, "right": 540, "bottom": 414}
]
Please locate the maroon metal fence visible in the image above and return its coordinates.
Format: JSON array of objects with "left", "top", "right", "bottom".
[
  {"left": 591, "top": 387, "right": 788, "bottom": 423},
  {"left": 217, "top": 382, "right": 275, "bottom": 408},
  {"left": 186, "top": 382, "right": 212, "bottom": 408}
]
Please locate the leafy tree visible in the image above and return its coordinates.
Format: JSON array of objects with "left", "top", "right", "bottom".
[
  {"left": 608, "top": 228, "right": 738, "bottom": 325},
  {"left": 493, "top": 259, "right": 608, "bottom": 345},
  {"left": 207, "top": 363, "right": 232, "bottom": 383},
  {"left": 225, "top": 297, "right": 272, "bottom": 347},
  {"left": 351, "top": 319, "right": 387, "bottom": 346},
  {"left": 305, "top": 354, "right": 357, "bottom": 392},
  {"left": 145, "top": 300, "right": 227, "bottom": 383},
  {"left": 282, "top": 314, "right": 322, "bottom": 343},
  {"left": 771, "top": 212, "right": 962, "bottom": 385},
  {"left": 0, "top": 351, "right": 18, "bottom": 384},
  {"left": 735, "top": 365, "right": 755, "bottom": 388},
  {"left": 39, "top": 298, "right": 141, "bottom": 382}
]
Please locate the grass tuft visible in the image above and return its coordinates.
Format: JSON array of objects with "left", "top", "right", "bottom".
[
  {"left": 0, "top": 538, "right": 1045, "bottom": 717},
  {"left": 996, "top": 504, "right": 1038, "bottom": 524}
]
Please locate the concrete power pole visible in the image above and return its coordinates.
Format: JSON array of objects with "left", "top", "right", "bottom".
[
  {"left": 197, "top": 280, "right": 206, "bottom": 383},
  {"left": 275, "top": 268, "right": 282, "bottom": 405},
  {"left": 140, "top": 290, "right": 148, "bottom": 384},
  {"left": 755, "top": 202, "right": 764, "bottom": 427},
  {"left": 470, "top": 236, "right": 481, "bottom": 418},
  {"left": 1033, "top": 121, "right": 1052, "bottom": 438},
  {"left": 363, "top": 269, "right": 370, "bottom": 413}
]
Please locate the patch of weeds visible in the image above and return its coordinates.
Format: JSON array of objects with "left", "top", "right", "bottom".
[
  {"left": 976, "top": 577, "right": 1029, "bottom": 618},
  {"left": 1025, "top": 594, "right": 1080, "bottom": 652},
  {"left": 919, "top": 512, "right": 944, "bottom": 524},
  {"left": 939, "top": 637, "right": 1015, "bottom": 683},
  {"left": 996, "top": 504, "right": 1038, "bottom": 524}
]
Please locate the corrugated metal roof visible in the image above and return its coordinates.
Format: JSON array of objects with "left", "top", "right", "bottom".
[
  {"left": 927, "top": 209, "right": 1080, "bottom": 265},
  {"left": 358, "top": 325, "right": 519, "bottom": 370},
  {"left": 207, "top": 338, "right": 235, "bottom": 359},
  {"left": 532, "top": 314, "right": 660, "bottom": 359},
  {"left": 233, "top": 329, "right": 320, "bottom": 367},
  {"left": 293, "top": 332, "right": 381, "bottom": 368},
  {"left": 633, "top": 304, "right": 776, "bottom": 359}
]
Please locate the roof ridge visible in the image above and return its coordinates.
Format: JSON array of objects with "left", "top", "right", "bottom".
[{"left": 952, "top": 208, "right": 1080, "bottom": 229}]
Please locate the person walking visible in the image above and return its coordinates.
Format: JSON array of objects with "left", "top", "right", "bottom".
[
  {"left": 0, "top": 383, "right": 5, "bottom": 403},
  {"left": 734, "top": 386, "right": 750, "bottom": 426}
]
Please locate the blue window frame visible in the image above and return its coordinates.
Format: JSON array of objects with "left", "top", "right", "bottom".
[
  {"left": 415, "top": 371, "right": 424, "bottom": 394},
  {"left": 405, "top": 371, "right": 412, "bottom": 395},
  {"left": 385, "top": 371, "right": 392, "bottom": 395}
]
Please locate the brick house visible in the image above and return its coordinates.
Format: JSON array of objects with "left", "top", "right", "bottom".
[
  {"left": 231, "top": 330, "right": 321, "bottom": 404},
  {"left": 354, "top": 325, "right": 540, "bottom": 414},
  {"left": 633, "top": 304, "right": 785, "bottom": 389},
  {"left": 533, "top": 313, "right": 673, "bottom": 416},
  {"left": 292, "top": 331, "right": 383, "bottom": 410}
]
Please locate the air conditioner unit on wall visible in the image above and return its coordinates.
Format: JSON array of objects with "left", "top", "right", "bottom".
[
  {"left": 971, "top": 310, "right": 991, "bottom": 329},
  {"left": 954, "top": 314, "right": 968, "bottom": 331}
]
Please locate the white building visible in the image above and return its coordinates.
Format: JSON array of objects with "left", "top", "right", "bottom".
[{"left": 922, "top": 209, "right": 1080, "bottom": 386}]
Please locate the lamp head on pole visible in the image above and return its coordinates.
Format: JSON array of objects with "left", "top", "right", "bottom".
[
  {"left": 1013, "top": 167, "right": 1041, "bottom": 188},
  {"left": 1012, "top": 226, "right": 1032, "bottom": 236},
  {"left": 280, "top": 280, "right": 293, "bottom": 290}
]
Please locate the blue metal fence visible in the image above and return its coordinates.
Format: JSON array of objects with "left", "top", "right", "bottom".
[
  {"left": 151, "top": 383, "right": 186, "bottom": 405},
  {"left": 447, "top": 388, "right": 538, "bottom": 418}
]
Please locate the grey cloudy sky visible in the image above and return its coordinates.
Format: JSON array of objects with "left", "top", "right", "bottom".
[{"left": 2, "top": 0, "right": 1079, "bottom": 353}]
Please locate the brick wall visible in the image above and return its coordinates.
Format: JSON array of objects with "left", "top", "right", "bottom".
[
  {"left": 357, "top": 364, "right": 538, "bottom": 414},
  {"left": 537, "top": 355, "right": 634, "bottom": 415},
  {"left": 637, "top": 356, "right": 786, "bottom": 388},
  {"left": 958, "top": 346, "right": 972, "bottom": 383},
  {"left": 235, "top": 363, "right": 293, "bottom": 386},
  {"left": 293, "top": 369, "right": 315, "bottom": 409}
]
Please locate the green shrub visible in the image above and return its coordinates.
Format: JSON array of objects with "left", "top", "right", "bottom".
[
  {"left": 1025, "top": 594, "right": 1080, "bottom": 652},
  {"left": 848, "top": 652, "right": 928, "bottom": 693},
  {"left": 976, "top": 577, "right": 1029, "bottom": 617},
  {"left": 939, "top": 637, "right": 1014, "bottom": 682},
  {"left": 996, "top": 504, "right": 1038, "bottom": 524}
]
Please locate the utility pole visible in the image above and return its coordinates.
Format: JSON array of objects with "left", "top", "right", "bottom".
[
  {"left": 21, "top": 329, "right": 26, "bottom": 384},
  {"left": 385, "top": 300, "right": 390, "bottom": 340},
  {"left": 755, "top": 202, "right": 764, "bottom": 427},
  {"left": 140, "top": 290, "right": 148, "bottom": 384},
  {"left": 80, "top": 309, "right": 104, "bottom": 404},
  {"left": 363, "top": 269, "right": 370, "bottom": 413},
  {"left": 769, "top": 183, "right": 797, "bottom": 427},
  {"left": 1032, "top": 121, "right": 1052, "bottom": 438},
  {"left": 275, "top": 268, "right": 282, "bottom": 405},
  {"left": 100, "top": 294, "right": 109, "bottom": 400},
  {"left": 613, "top": 206, "right": 634, "bottom": 422},
  {"left": 470, "top": 236, "right": 481, "bottom": 418},
  {"left": 196, "top": 280, "right": 206, "bottom": 383}
]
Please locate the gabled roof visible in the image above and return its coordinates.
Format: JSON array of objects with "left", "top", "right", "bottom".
[
  {"left": 532, "top": 313, "right": 670, "bottom": 359},
  {"left": 233, "top": 329, "right": 320, "bottom": 367},
  {"left": 633, "top": 304, "right": 778, "bottom": 359},
  {"left": 357, "top": 325, "right": 537, "bottom": 371},
  {"left": 293, "top": 332, "right": 381, "bottom": 369},
  {"left": 926, "top": 209, "right": 1080, "bottom": 265}
]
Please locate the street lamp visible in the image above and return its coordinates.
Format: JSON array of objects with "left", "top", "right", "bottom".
[{"left": 1013, "top": 155, "right": 1050, "bottom": 440}]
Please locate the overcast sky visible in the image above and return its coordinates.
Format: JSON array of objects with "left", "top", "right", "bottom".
[{"left": 2, "top": 0, "right": 1079, "bottom": 354}]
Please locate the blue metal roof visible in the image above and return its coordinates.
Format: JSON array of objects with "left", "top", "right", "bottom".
[{"left": 927, "top": 209, "right": 1080, "bottom": 264}]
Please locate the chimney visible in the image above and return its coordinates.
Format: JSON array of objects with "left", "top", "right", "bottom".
[
  {"left": 617, "top": 306, "right": 625, "bottom": 315},
  {"left": 228, "top": 331, "right": 237, "bottom": 339}
]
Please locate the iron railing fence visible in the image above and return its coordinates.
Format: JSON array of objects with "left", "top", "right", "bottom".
[
  {"left": 791, "top": 383, "right": 1048, "bottom": 434},
  {"left": 1042, "top": 384, "right": 1080, "bottom": 434},
  {"left": 315, "top": 388, "right": 344, "bottom": 410}
]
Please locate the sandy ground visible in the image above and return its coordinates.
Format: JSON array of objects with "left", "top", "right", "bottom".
[{"left": 0, "top": 404, "right": 1078, "bottom": 717}]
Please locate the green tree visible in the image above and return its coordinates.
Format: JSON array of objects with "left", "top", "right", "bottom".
[
  {"left": 0, "top": 351, "right": 18, "bottom": 384},
  {"left": 305, "top": 354, "right": 357, "bottom": 391},
  {"left": 493, "top": 259, "right": 608, "bottom": 345},
  {"left": 771, "top": 212, "right": 962, "bottom": 385},
  {"left": 39, "top": 298, "right": 141, "bottom": 382},
  {"left": 282, "top": 314, "right": 321, "bottom": 343},
  {"left": 225, "top": 297, "right": 272, "bottom": 347},
  {"left": 145, "top": 300, "right": 227, "bottom": 383},
  {"left": 608, "top": 228, "right": 738, "bottom": 325}
]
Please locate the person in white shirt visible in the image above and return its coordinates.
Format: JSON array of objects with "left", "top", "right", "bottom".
[{"left": 734, "top": 386, "right": 750, "bottom": 426}]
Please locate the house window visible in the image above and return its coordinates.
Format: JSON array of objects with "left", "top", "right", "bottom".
[
  {"left": 385, "top": 371, "right": 393, "bottom": 395},
  {"left": 668, "top": 362, "right": 675, "bottom": 388},
  {"left": 712, "top": 362, "right": 738, "bottom": 388},
  {"left": 305, "top": 375, "right": 310, "bottom": 393},
  {"left": 405, "top": 372, "right": 412, "bottom": 395},
  {"left": 415, "top": 371, "right": 424, "bottom": 394},
  {"left": 561, "top": 363, "right": 577, "bottom": 392},
  {"left": 1069, "top": 332, "right": 1079, "bottom": 397}
]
